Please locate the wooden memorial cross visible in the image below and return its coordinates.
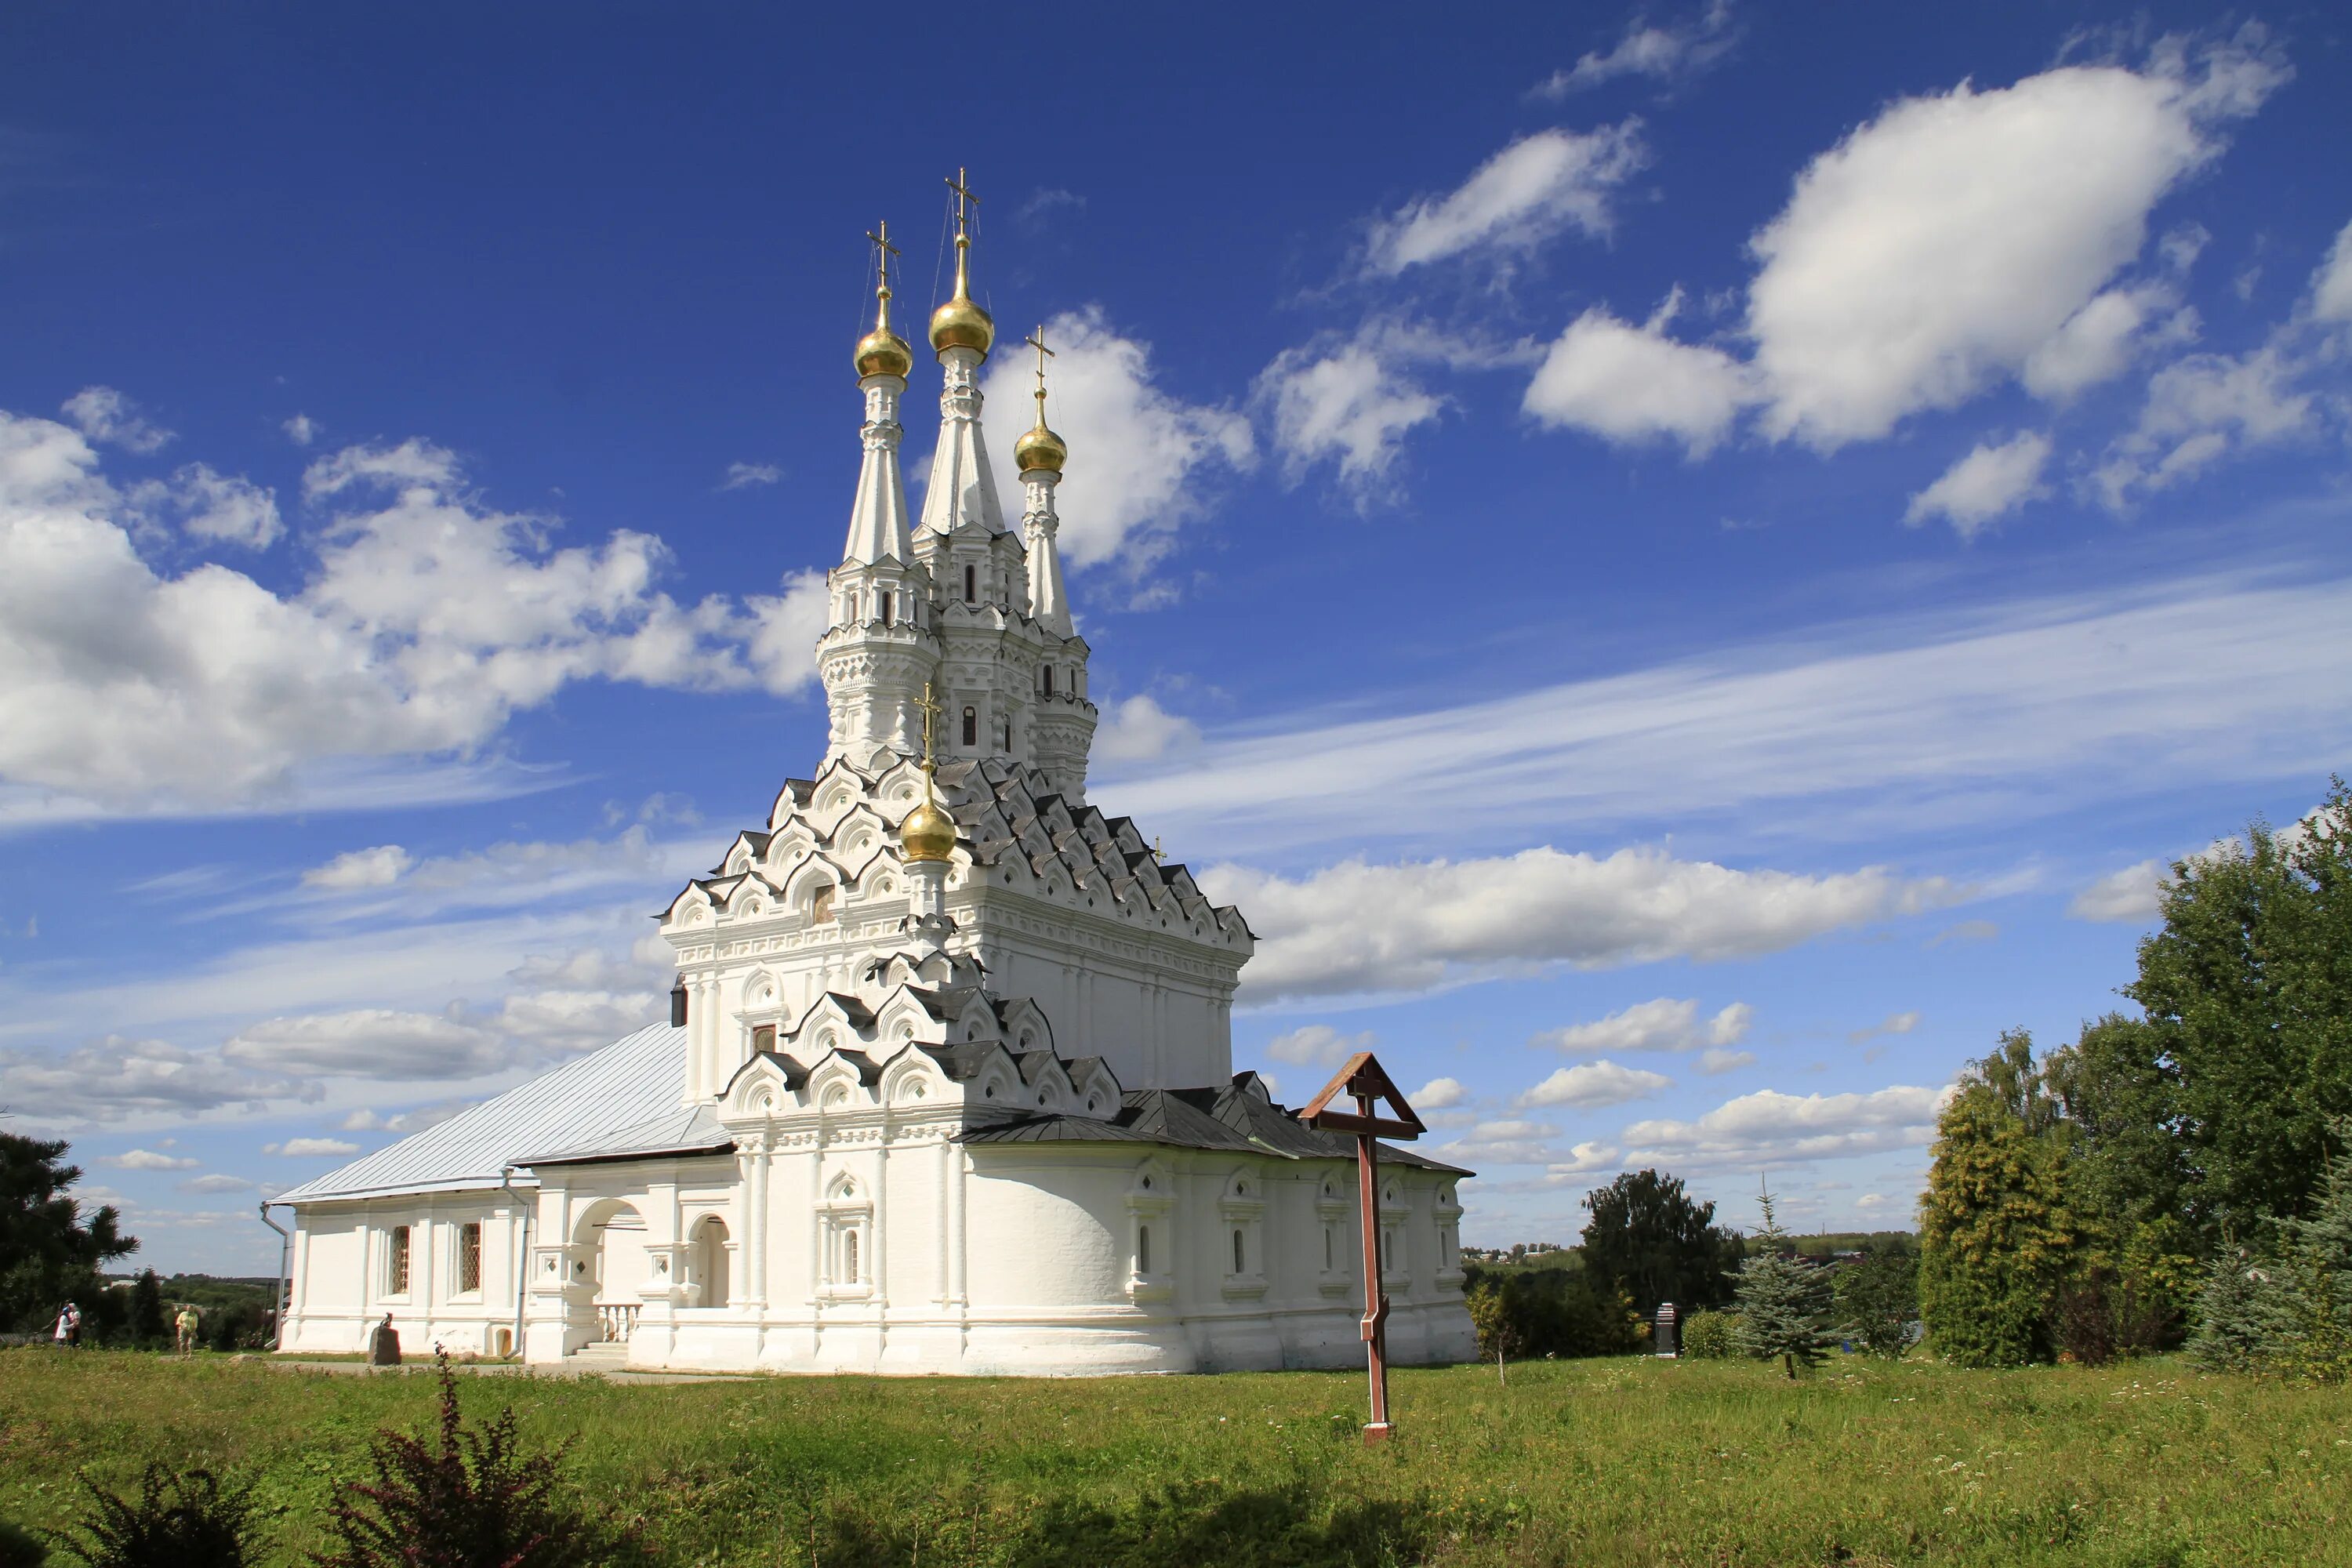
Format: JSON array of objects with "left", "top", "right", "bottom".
[{"left": 1298, "top": 1051, "right": 1428, "bottom": 1446}]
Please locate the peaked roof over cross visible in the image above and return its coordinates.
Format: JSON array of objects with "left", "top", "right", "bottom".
[{"left": 1296, "top": 1051, "right": 1428, "bottom": 1141}]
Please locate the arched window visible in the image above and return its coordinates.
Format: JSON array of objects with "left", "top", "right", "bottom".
[
  {"left": 1323, "top": 1226, "right": 1334, "bottom": 1271},
  {"left": 1000, "top": 718, "right": 1011, "bottom": 751},
  {"left": 387, "top": 1225, "right": 412, "bottom": 1295},
  {"left": 1042, "top": 666, "right": 1054, "bottom": 697},
  {"left": 1232, "top": 1228, "right": 1246, "bottom": 1274},
  {"left": 752, "top": 1024, "right": 776, "bottom": 1054},
  {"left": 879, "top": 590, "right": 894, "bottom": 626},
  {"left": 810, "top": 886, "right": 836, "bottom": 924},
  {"left": 962, "top": 707, "right": 977, "bottom": 747},
  {"left": 458, "top": 1222, "right": 482, "bottom": 1293},
  {"left": 842, "top": 1229, "right": 859, "bottom": 1283},
  {"left": 1138, "top": 1224, "right": 1152, "bottom": 1276},
  {"left": 964, "top": 564, "right": 976, "bottom": 604}
]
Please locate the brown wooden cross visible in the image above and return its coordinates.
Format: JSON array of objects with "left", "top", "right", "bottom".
[{"left": 1298, "top": 1051, "right": 1428, "bottom": 1446}]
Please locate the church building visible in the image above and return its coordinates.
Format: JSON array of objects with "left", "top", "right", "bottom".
[{"left": 271, "top": 190, "right": 1477, "bottom": 1374}]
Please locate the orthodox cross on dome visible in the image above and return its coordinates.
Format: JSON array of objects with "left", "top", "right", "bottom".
[
  {"left": 1298, "top": 1052, "right": 1430, "bottom": 1447},
  {"left": 912, "top": 681, "right": 943, "bottom": 772},
  {"left": 865, "top": 220, "right": 900, "bottom": 289},
  {"left": 945, "top": 167, "right": 980, "bottom": 239},
  {"left": 1024, "top": 324, "right": 1055, "bottom": 404}
]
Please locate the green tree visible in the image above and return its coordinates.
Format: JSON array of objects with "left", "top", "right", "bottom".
[
  {"left": 1577, "top": 1168, "right": 1742, "bottom": 1318},
  {"left": 1833, "top": 1237, "right": 1918, "bottom": 1358},
  {"left": 1732, "top": 1188, "right": 1837, "bottom": 1377},
  {"left": 2129, "top": 779, "right": 2352, "bottom": 1234},
  {"left": 128, "top": 1270, "right": 166, "bottom": 1345},
  {"left": 2042, "top": 1013, "right": 2189, "bottom": 1243},
  {"left": 1918, "top": 1036, "right": 2075, "bottom": 1367},
  {"left": 0, "top": 1133, "right": 136, "bottom": 1334}
]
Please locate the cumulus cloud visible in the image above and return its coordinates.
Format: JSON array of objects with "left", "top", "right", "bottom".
[
  {"left": 1903, "top": 431, "right": 2052, "bottom": 538},
  {"left": 2314, "top": 218, "right": 2352, "bottom": 325},
  {"left": 0, "top": 416, "right": 820, "bottom": 813},
  {"left": 132, "top": 463, "right": 285, "bottom": 549},
  {"left": 1525, "top": 32, "right": 2290, "bottom": 454},
  {"left": 2067, "top": 858, "right": 2167, "bottom": 922},
  {"left": 1092, "top": 694, "right": 1200, "bottom": 764},
  {"left": 1413, "top": 1076, "right": 1468, "bottom": 1110},
  {"left": 341, "top": 1100, "right": 475, "bottom": 1134},
  {"left": 1533, "top": 996, "right": 1753, "bottom": 1055},
  {"left": 0, "top": 1035, "right": 317, "bottom": 1123},
  {"left": 1436, "top": 1117, "right": 1564, "bottom": 1167},
  {"left": 302, "top": 844, "right": 415, "bottom": 891},
  {"left": 1206, "top": 848, "right": 1955, "bottom": 1002},
  {"left": 61, "top": 387, "right": 172, "bottom": 452},
  {"left": 1524, "top": 295, "right": 1757, "bottom": 455},
  {"left": 1257, "top": 336, "right": 1445, "bottom": 492},
  {"left": 1618, "top": 1082, "right": 1954, "bottom": 1168},
  {"left": 979, "top": 307, "right": 1252, "bottom": 574},
  {"left": 1518, "top": 1059, "right": 1673, "bottom": 1109},
  {"left": 1367, "top": 123, "right": 1647, "bottom": 274},
  {"left": 2092, "top": 344, "right": 2317, "bottom": 508},
  {"left": 223, "top": 1009, "right": 508, "bottom": 1080},
  {"left": 100, "top": 1149, "right": 200, "bottom": 1171},
  {"left": 1535, "top": 2, "right": 1737, "bottom": 97},
  {"left": 1263, "top": 1023, "right": 1376, "bottom": 1068},
  {"left": 263, "top": 1137, "right": 359, "bottom": 1158},
  {"left": 720, "top": 462, "right": 780, "bottom": 490},
  {"left": 282, "top": 414, "right": 318, "bottom": 446},
  {"left": 177, "top": 1174, "right": 257, "bottom": 1193},
  {"left": 1696, "top": 1047, "right": 1755, "bottom": 1075}
]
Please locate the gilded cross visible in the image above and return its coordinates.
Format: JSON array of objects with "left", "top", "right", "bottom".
[
  {"left": 1023, "top": 325, "right": 1054, "bottom": 406},
  {"left": 945, "top": 167, "right": 980, "bottom": 236},
  {"left": 865, "top": 220, "right": 900, "bottom": 289},
  {"left": 913, "top": 681, "right": 943, "bottom": 770},
  {"left": 1152, "top": 836, "right": 1165, "bottom": 863}
]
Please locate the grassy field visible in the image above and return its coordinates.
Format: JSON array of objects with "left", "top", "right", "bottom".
[{"left": 2, "top": 1349, "right": 2347, "bottom": 1566}]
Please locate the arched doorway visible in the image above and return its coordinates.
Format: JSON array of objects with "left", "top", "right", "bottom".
[
  {"left": 691, "top": 1216, "right": 731, "bottom": 1308},
  {"left": 568, "top": 1199, "right": 646, "bottom": 1345}
]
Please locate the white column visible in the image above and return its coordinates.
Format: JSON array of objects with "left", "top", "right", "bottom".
[
  {"left": 935, "top": 1134, "right": 951, "bottom": 1305},
  {"left": 746, "top": 1133, "right": 771, "bottom": 1312},
  {"left": 946, "top": 1141, "right": 967, "bottom": 1306}
]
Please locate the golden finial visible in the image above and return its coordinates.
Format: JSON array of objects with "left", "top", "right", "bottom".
[
  {"left": 929, "top": 167, "right": 995, "bottom": 357},
  {"left": 1152, "top": 837, "right": 1165, "bottom": 863},
  {"left": 855, "top": 220, "right": 913, "bottom": 380},
  {"left": 1014, "top": 323, "right": 1068, "bottom": 474},
  {"left": 900, "top": 680, "right": 956, "bottom": 863}
]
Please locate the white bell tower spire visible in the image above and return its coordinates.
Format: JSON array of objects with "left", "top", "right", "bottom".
[
  {"left": 818, "top": 221, "right": 938, "bottom": 764},
  {"left": 1016, "top": 325, "right": 1098, "bottom": 800},
  {"left": 917, "top": 169, "right": 1006, "bottom": 539}
]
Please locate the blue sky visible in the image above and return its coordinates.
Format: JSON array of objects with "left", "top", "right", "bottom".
[{"left": 3, "top": 2, "right": 2348, "bottom": 1272}]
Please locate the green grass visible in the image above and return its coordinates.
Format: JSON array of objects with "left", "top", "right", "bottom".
[{"left": 2, "top": 1348, "right": 2347, "bottom": 1566}]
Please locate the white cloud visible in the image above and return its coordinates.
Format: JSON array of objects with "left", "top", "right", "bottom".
[
  {"left": 132, "top": 464, "right": 284, "bottom": 549},
  {"left": 1847, "top": 1010, "right": 1922, "bottom": 1045},
  {"left": 263, "top": 1137, "right": 360, "bottom": 1158},
  {"left": 100, "top": 1149, "right": 200, "bottom": 1171},
  {"left": 223, "top": 1009, "right": 508, "bottom": 1080},
  {"left": 282, "top": 414, "right": 317, "bottom": 446},
  {"left": 1524, "top": 297, "right": 1757, "bottom": 455},
  {"left": 60, "top": 387, "right": 172, "bottom": 452},
  {"left": 1536, "top": 2, "right": 1737, "bottom": 96},
  {"left": 1619, "top": 1082, "right": 1954, "bottom": 1169},
  {"left": 1534, "top": 996, "right": 1753, "bottom": 1056},
  {"left": 342, "top": 1099, "right": 475, "bottom": 1134},
  {"left": 1746, "top": 38, "right": 2284, "bottom": 448},
  {"left": 1100, "top": 572, "right": 2352, "bottom": 858},
  {"left": 979, "top": 307, "right": 1252, "bottom": 574},
  {"left": 0, "top": 416, "right": 818, "bottom": 814},
  {"left": 2022, "top": 281, "right": 2194, "bottom": 400},
  {"left": 302, "top": 844, "right": 414, "bottom": 891},
  {"left": 1543, "top": 1140, "right": 1624, "bottom": 1177},
  {"left": 2093, "top": 344, "right": 2317, "bottom": 508},
  {"left": 176, "top": 1173, "right": 257, "bottom": 1194},
  {"left": 720, "top": 462, "right": 780, "bottom": 490},
  {"left": 0, "top": 1035, "right": 317, "bottom": 1123},
  {"left": 1903, "top": 431, "right": 2051, "bottom": 539},
  {"left": 1412, "top": 1076, "right": 1468, "bottom": 1110},
  {"left": 2067, "top": 858, "right": 2167, "bottom": 922},
  {"left": 745, "top": 568, "right": 830, "bottom": 694},
  {"left": 2314, "top": 218, "right": 2352, "bottom": 325},
  {"left": 1367, "top": 123, "right": 1647, "bottom": 274},
  {"left": 1263, "top": 1023, "right": 1375, "bottom": 1068},
  {"left": 1519, "top": 1059, "right": 1673, "bottom": 1109},
  {"left": 1696, "top": 1047, "right": 1755, "bottom": 1075},
  {"left": 1257, "top": 336, "right": 1444, "bottom": 492},
  {"left": 1092, "top": 694, "right": 1200, "bottom": 764},
  {"left": 1436, "top": 1117, "right": 1563, "bottom": 1167},
  {"left": 1208, "top": 848, "right": 1955, "bottom": 1003}
]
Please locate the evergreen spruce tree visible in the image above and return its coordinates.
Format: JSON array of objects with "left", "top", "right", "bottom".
[
  {"left": 129, "top": 1269, "right": 166, "bottom": 1345},
  {"left": 1732, "top": 1187, "right": 1837, "bottom": 1377}
]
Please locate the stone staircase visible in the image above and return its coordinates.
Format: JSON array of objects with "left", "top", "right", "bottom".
[{"left": 568, "top": 1340, "right": 630, "bottom": 1370}]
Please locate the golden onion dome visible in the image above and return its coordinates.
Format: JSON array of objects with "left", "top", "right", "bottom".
[
  {"left": 898, "top": 774, "right": 958, "bottom": 863},
  {"left": 1014, "top": 416, "right": 1067, "bottom": 475},
  {"left": 856, "top": 322, "right": 913, "bottom": 380},
  {"left": 929, "top": 234, "right": 994, "bottom": 356}
]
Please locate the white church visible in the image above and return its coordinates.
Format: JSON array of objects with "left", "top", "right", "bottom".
[{"left": 272, "top": 195, "right": 1477, "bottom": 1375}]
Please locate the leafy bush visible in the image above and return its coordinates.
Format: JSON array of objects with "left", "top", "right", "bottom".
[
  {"left": 1679, "top": 1308, "right": 1737, "bottom": 1359},
  {"left": 0, "top": 1518, "right": 47, "bottom": 1568},
  {"left": 2188, "top": 1122, "right": 2352, "bottom": 1381},
  {"left": 1833, "top": 1241, "right": 1918, "bottom": 1359},
  {"left": 317, "top": 1351, "right": 622, "bottom": 1567},
  {"left": 56, "top": 1466, "right": 251, "bottom": 1568},
  {"left": 1462, "top": 1265, "right": 1645, "bottom": 1363}
]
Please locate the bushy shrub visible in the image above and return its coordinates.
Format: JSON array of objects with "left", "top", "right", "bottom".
[
  {"left": 2188, "top": 1124, "right": 2352, "bottom": 1381},
  {"left": 56, "top": 1466, "right": 251, "bottom": 1568},
  {"left": 0, "top": 1518, "right": 47, "bottom": 1568},
  {"left": 1679, "top": 1309, "right": 1737, "bottom": 1359},
  {"left": 1462, "top": 1266, "right": 1644, "bottom": 1363},
  {"left": 1833, "top": 1242, "right": 1918, "bottom": 1359},
  {"left": 317, "top": 1351, "right": 622, "bottom": 1567}
]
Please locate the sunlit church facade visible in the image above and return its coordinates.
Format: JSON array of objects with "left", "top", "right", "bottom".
[{"left": 273, "top": 195, "right": 1475, "bottom": 1374}]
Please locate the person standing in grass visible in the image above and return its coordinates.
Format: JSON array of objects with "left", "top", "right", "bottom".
[
  {"left": 175, "top": 1303, "right": 201, "bottom": 1356},
  {"left": 53, "top": 1301, "right": 82, "bottom": 1348}
]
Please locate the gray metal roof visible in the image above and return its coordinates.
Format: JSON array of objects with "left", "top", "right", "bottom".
[
  {"left": 522, "top": 1102, "right": 731, "bottom": 1167},
  {"left": 274, "top": 1023, "right": 686, "bottom": 1204}
]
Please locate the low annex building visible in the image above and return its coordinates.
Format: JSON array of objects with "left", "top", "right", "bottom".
[{"left": 273, "top": 194, "right": 1476, "bottom": 1374}]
